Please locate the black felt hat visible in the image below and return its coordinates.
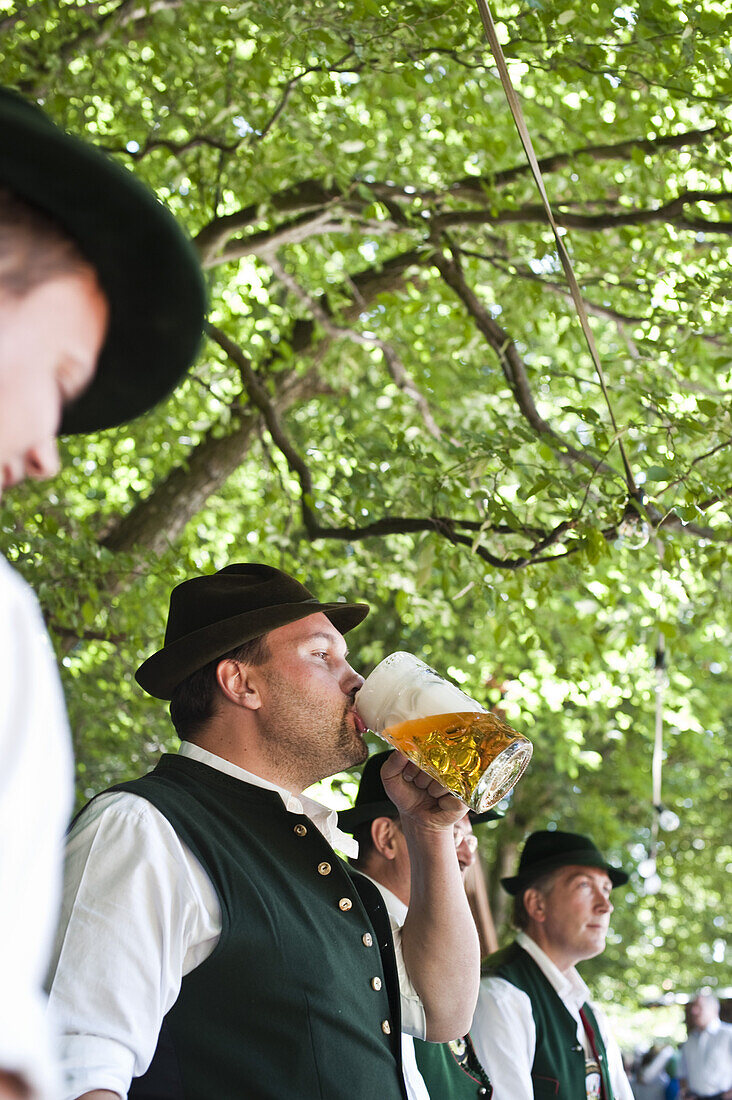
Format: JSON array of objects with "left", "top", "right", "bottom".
[
  {"left": 0, "top": 87, "right": 206, "bottom": 434},
  {"left": 338, "top": 749, "right": 501, "bottom": 832},
  {"left": 136, "top": 563, "right": 369, "bottom": 700},
  {"left": 501, "top": 829, "right": 629, "bottom": 896}
]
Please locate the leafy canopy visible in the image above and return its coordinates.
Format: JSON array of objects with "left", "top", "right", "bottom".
[{"left": 1, "top": 0, "right": 730, "bottom": 1009}]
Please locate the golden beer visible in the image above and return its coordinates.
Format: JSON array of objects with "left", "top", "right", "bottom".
[
  {"left": 380, "top": 709, "right": 533, "bottom": 812},
  {"left": 356, "top": 651, "right": 533, "bottom": 812}
]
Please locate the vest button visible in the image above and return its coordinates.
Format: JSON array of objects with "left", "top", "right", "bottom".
[
  {"left": 318, "top": 862, "right": 332, "bottom": 876},
  {"left": 362, "top": 932, "right": 373, "bottom": 947},
  {"left": 381, "top": 1020, "right": 391, "bottom": 1035},
  {"left": 294, "top": 824, "right": 307, "bottom": 836},
  {"left": 478, "top": 1089, "right": 487, "bottom": 1096},
  {"left": 338, "top": 898, "right": 353, "bottom": 911},
  {"left": 371, "top": 976, "right": 382, "bottom": 991}
]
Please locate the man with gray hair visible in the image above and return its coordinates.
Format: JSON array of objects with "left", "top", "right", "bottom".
[
  {"left": 471, "top": 829, "right": 634, "bottom": 1100},
  {"left": 679, "top": 993, "right": 732, "bottom": 1100}
]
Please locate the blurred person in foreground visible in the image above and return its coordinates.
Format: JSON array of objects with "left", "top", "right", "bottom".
[
  {"left": 471, "top": 829, "right": 634, "bottom": 1100},
  {"left": 679, "top": 993, "right": 732, "bottom": 1100},
  {"left": 0, "top": 88, "right": 205, "bottom": 1100},
  {"left": 341, "top": 748, "right": 495, "bottom": 1099},
  {"left": 47, "top": 564, "right": 480, "bottom": 1099}
]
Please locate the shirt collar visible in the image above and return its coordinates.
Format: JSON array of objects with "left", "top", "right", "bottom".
[
  {"left": 178, "top": 741, "right": 358, "bottom": 858},
  {"left": 517, "top": 931, "right": 591, "bottom": 1010}
]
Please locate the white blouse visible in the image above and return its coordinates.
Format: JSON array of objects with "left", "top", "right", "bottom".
[{"left": 0, "top": 557, "right": 74, "bottom": 1099}]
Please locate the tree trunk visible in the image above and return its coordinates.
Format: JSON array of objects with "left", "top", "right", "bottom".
[{"left": 101, "top": 369, "right": 321, "bottom": 557}]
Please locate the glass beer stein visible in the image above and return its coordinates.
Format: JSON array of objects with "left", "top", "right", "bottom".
[{"left": 355, "top": 651, "right": 533, "bottom": 812}]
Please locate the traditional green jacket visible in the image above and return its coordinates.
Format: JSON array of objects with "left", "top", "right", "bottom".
[
  {"left": 483, "top": 942, "right": 615, "bottom": 1100},
  {"left": 413, "top": 1035, "right": 492, "bottom": 1099},
  {"left": 111, "top": 753, "right": 407, "bottom": 1100}
]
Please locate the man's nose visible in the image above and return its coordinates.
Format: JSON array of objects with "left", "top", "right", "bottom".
[
  {"left": 342, "top": 663, "right": 365, "bottom": 698},
  {"left": 24, "top": 438, "right": 60, "bottom": 480},
  {"left": 596, "top": 892, "right": 613, "bottom": 913}
]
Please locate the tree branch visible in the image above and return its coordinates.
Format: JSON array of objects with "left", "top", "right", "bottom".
[
  {"left": 266, "top": 256, "right": 444, "bottom": 440},
  {"left": 195, "top": 183, "right": 343, "bottom": 264},
  {"left": 451, "top": 126, "right": 723, "bottom": 197},
  {"left": 98, "top": 247, "right": 424, "bottom": 561},
  {"left": 433, "top": 190, "right": 732, "bottom": 235},
  {"left": 429, "top": 242, "right": 620, "bottom": 481},
  {"left": 370, "top": 125, "right": 723, "bottom": 203},
  {"left": 102, "top": 132, "right": 241, "bottom": 160},
  {"left": 206, "top": 328, "right": 624, "bottom": 571}
]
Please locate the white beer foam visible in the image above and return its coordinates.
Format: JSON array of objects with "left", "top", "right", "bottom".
[{"left": 355, "top": 651, "right": 483, "bottom": 733}]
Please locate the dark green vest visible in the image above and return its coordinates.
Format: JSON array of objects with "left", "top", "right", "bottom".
[
  {"left": 413, "top": 1035, "right": 492, "bottom": 1099},
  {"left": 108, "top": 754, "right": 407, "bottom": 1100},
  {"left": 483, "top": 942, "right": 614, "bottom": 1100}
]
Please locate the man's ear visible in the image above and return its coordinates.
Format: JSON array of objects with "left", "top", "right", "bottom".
[
  {"left": 371, "top": 816, "right": 401, "bottom": 861},
  {"left": 523, "top": 886, "right": 547, "bottom": 924},
  {"left": 216, "top": 659, "right": 263, "bottom": 710}
]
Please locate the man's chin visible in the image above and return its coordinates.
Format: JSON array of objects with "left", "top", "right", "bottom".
[
  {"left": 580, "top": 932, "right": 608, "bottom": 959},
  {"left": 349, "top": 733, "right": 369, "bottom": 766},
  {"left": 343, "top": 711, "right": 369, "bottom": 766}
]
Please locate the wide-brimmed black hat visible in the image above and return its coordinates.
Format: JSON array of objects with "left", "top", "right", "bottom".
[
  {"left": 501, "top": 829, "right": 629, "bottom": 896},
  {"left": 0, "top": 87, "right": 206, "bottom": 434},
  {"left": 338, "top": 749, "right": 501, "bottom": 832},
  {"left": 136, "top": 563, "right": 369, "bottom": 700}
]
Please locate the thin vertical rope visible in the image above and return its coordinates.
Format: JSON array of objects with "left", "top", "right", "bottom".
[{"left": 474, "top": 0, "right": 639, "bottom": 499}]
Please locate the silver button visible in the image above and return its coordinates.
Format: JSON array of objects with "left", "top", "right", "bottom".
[
  {"left": 318, "top": 862, "right": 331, "bottom": 876},
  {"left": 339, "top": 897, "right": 353, "bottom": 911},
  {"left": 294, "top": 824, "right": 307, "bottom": 837},
  {"left": 371, "top": 977, "right": 382, "bottom": 991},
  {"left": 381, "top": 1020, "right": 391, "bottom": 1035},
  {"left": 362, "top": 932, "right": 373, "bottom": 947}
]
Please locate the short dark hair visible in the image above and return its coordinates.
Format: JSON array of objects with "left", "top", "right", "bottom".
[
  {"left": 512, "top": 867, "right": 562, "bottom": 931},
  {"left": 169, "top": 634, "right": 270, "bottom": 741},
  {"left": 0, "top": 187, "right": 91, "bottom": 296}
]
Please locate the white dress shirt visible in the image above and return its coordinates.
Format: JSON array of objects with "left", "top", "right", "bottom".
[
  {"left": 680, "top": 1019, "right": 732, "bottom": 1095},
  {"left": 471, "top": 931, "right": 633, "bottom": 1100},
  {"left": 363, "top": 878, "right": 431, "bottom": 1100},
  {"left": 0, "top": 557, "right": 73, "bottom": 1100},
  {"left": 48, "top": 742, "right": 426, "bottom": 1100}
]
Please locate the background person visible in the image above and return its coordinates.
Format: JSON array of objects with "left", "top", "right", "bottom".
[
  {"left": 47, "top": 564, "right": 480, "bottom": 1100},
  {"left": 471, "top": 829, "right": 634, "bottom": 1100},
  {"left": 679, "top": 993, "right": 732, "bottom": 1100},
  {"left": 341, "top": 748, "right": 496, "bottom": 1100},
  {"left": 0, "top": 88, "right": 205, "bottom": 1100},
  {"left": 632, "top": 1043, "right": 677, "bottom": 1100}
]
